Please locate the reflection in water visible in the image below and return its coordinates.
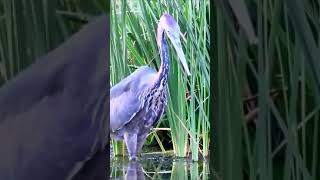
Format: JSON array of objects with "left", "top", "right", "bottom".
[
  {"left": 110, "top": 155, "right": 209, "bottom": 180},
  {"left": 125, "top": 161, "right": 146, "bottom": 180}
]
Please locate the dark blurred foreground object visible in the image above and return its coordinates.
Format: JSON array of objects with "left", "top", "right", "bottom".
[
  {"left": 0, "top": 15, "right": 109, "bottom": 180},
  {"left": 71, "top": 150, "right": 108, "bottom": 180}
]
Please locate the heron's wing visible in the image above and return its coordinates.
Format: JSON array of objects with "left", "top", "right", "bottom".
[{"left": 110, "top": 66, "right": 157, "bottom": 131}]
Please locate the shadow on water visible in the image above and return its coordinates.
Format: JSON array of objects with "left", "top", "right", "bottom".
[{"left": 110, "top": 155, "right": 210, "bottom": 180}]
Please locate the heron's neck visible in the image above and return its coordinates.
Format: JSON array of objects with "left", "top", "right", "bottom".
[
  {"left": 159, "top": 36, "right": 169, "bottom": 76},
  {"left": 156, "top": 33, "right": 169, "bottom": 89}
]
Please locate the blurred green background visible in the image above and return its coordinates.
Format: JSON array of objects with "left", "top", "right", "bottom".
[
  {"left": 213, "top": 0, "right": 320, "bottom": 180},
  {"left": 0, "top": 0, "right": 109, "bottom": 86}
]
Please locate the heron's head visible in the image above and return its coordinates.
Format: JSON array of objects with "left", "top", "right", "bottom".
[{"left": 157, "top": 13, "right": 191, "bottom": 76}]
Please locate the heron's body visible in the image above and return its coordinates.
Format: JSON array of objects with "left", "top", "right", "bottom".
[
  {"left": 110, "top": 66, "right": 167, "bottom": 152},
  {"left": 110, "top": 14, "right": 190, "bottom": 160},
  {"left": 110, "top": 66, "right": 164, "bottom": 133}
]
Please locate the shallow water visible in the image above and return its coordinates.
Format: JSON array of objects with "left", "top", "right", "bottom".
[{"left": 110, "top": 154, "right": 210, "bottom": 180}]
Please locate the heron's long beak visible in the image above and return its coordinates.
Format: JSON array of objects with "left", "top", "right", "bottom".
[{"left": 167, "top": 34, "right": 191, "bottom": 76}]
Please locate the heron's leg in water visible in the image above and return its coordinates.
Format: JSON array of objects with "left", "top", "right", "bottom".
[
  {"left": 124, "top": 132, "right": 138, "bottom": 161},
  {"left": 136, "top": 134, "right": 148, "bottom": 155}
]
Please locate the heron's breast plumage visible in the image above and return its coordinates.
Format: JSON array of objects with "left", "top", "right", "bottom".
[{"left": 141, "top": 76, "right": 168, "bottom": 127}]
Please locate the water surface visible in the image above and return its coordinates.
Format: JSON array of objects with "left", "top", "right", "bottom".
[{"left": 110, "top": 154, "right": 210, "bottom": 180}]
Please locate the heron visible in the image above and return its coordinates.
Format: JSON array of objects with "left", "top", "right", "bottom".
[{"left": 110, "top": 14, "right": 191, "bottom": 161}]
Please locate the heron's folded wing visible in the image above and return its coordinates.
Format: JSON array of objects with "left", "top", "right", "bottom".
[
  {"left": 110, "top": 90, "right": 141, "bottom": 131},
  {"left": 110, "top": 66, "right": 157, "bottom": 132}
]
